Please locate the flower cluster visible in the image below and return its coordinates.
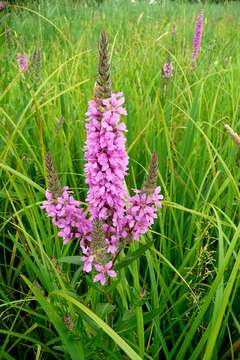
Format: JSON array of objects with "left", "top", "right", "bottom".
[
  {"left": 17, "top": 53, "right": 28, "bottom": 73},
  {"left": 0, "top": 1, "right": 5, "bottom": 11},
  {"left": 41, "top": 32, "right": 163, "bottom": 285},
  {"left": 41, "top": 187, "right": 91, "bottom": 246},
  {"left": 192, "top": 10, "right": 204, "bottom": 64},
  {"left": 162, "top": 62, "right": 173, "bottom": 80},
  {"left": 84, "top": 92, "right": 128, "bottom": 254},
  {"left": 125, "top": 187, "right": 163, "bottom": 240}
]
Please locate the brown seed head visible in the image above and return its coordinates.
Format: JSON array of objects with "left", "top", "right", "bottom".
[
  {"left": 94, "top": 31, "right": 112, "bottom": 100},
  {"left": 142, "top": 152, "right": 158, "bottom": 195},
  {"left": 45, "top": 152, "right": 62, "bottom": 200}
]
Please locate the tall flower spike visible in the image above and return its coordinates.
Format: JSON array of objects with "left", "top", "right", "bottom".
[
  {"left": 94, "top": 31, "right": 112, "bottom": 100},
  {"left": 142, "top": 152, "right": 158, "bottom": 195},
  {"left": 192, "top": 9, "right": 204, "bottom": 65},
  {"left": 17, "top": 53, "right": 29, "bottom": 73},
  {"left": 45, "top": 152, "right": 62, "bottom": 199}
]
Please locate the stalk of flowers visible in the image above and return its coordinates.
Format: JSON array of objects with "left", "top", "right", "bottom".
[
  {"left": 123, "top": 153, "right": 163, "bottom": 241},
  {"left": 17, "top": 53, "right": 29, "bottom": 73},
  {"left": 0, "top": 1, "right": 5, "bottom": 11},
  {"left": 41, "top": 153, "right": 92, "bottom": 248},
  {"left": 162, "top": 62, "right": 173, "bottom": 80},
  {"left": 192, "top": 9, "right": 204, "bottom": 66},
  {"left": 41, "top": 32, "right": 163, "bottom": 285},
  {"left": 84, "top": 32, "right": 128, "bottom": 257}
]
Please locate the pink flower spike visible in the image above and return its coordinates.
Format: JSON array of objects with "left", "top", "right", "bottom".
[{"left": 17, "top": 53, "right": 28, "bottom": 73}]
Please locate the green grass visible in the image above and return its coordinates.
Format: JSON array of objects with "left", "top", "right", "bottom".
[{"left": 0, "top": 0, "right": 240, "bottom": 359}]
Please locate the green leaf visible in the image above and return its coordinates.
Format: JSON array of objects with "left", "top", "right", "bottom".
[
  {"left": 51, "top": 290, "right": 142, "bottom": 360},
  {"left": 115, "top": 240, "right": 155, "bottom": 270},
  {"left": 21, "top": 275, "right": 85, "bottom": 360}
]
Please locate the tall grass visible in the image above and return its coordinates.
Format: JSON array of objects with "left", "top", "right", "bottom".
[{"left": 0, "top": 0, "right": 240, "bottom": 359}]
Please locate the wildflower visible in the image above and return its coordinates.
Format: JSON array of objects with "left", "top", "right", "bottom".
[
  {"left": 40, "top": 32, "right": 163, "bottom": 286},
  {"left": 93, "top": 261, "right": 117, "bottom": 285},
  {"left": 17, "top": 53, "right": 28, "bottom": 73},
  {"left": 81, "top": 254, "right": 94, "bottom": 273},
  {"left": 162, "top": 62, "right": 173, "bottom": 80},
  {"left": 42, "top": 187, "right": 91, "bottom": 245},
  {"left": 42, "top": 153, "right": 91, "bottom": 245},
  {"left": 192, "top": 9, "right": 204, "bottom": 64},
  {"left": 0, "top": 1, "right": 5, "bottom": 11},
  {"left": 125, "top": 187, "right": 163, "bottom": 240}
]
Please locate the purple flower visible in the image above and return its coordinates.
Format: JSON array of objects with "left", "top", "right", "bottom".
[
  {"left": 93, "top": 261, "right": 117, "bottom": 285},
  {"left": 192, "top": 10, "right": 204, "bottom": 64},
  {"left": 0, "top": 1, "right": 5, "bottom": 11},
  {"left": 162, "top": 62, "right": 173, "bottom": 80},
  {"left": 17, "top": 53, "right": 28, "bottom": 73},
  {"left": 124, "top": 187, "right": 163, "bottom": 240},
  {"left": 84, "top": 93, "right": 128, "bottom": 254},
  {"left": 41, "top": 187, "right": 91, "bottom": 245},
  {"left": 40, "top": 31, "right": 164, "bottom": 286},
  {"left": 81, "top": 254, "right": 94, "bottom": 273}
]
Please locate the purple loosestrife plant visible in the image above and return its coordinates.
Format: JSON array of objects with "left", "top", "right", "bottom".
[
  {"left": 41, "top": 32, "right": 163, "bottom": 285},
  {"left": 192, "top": 9, "right": 204, "bottom": 66},
  {"left": 162, "top": 62, "right": 173, "bottom": 80},
  {"left": 0, "top": 1, "right": 5, "bottom": 11},
  {"left": 17, "top": 53, "right": 28, "bottom": 73}
]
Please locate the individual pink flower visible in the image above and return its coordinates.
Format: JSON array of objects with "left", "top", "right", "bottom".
[
  {"left": 0, "top": 1, "right": 5, "bottom": 11},
  {"left": 93, "top": 261, "right": 117, "bottom": 285},
  {"left": 17, "top": 53, "right": 28, "bottom": 73},
  {"left": 81, "top": 255, "right": 94, "bottom": 273}
]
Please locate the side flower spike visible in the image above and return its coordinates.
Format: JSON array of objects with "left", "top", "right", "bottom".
[
  {"left": 41, "top": 152, "right": 91, "bottom": 245},
  {"left": 124, "top": 153, "right": 163, "bottom": 241}
]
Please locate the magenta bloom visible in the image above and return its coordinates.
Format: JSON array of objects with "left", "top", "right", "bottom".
[
  {"left": 94, "top": 261, "right": 117, "bottom": 285},
  {"left": 84, "top": 93, "right": 128, "bottom": 254},
  {"left": 40, "top": 32, "right": 164, "bottom": 286},
  {"left": 81, "top": 254, "right": 94, "bottom": 273},
  {"left": 41, "top": 187, "right": 91, "bottom": 245},
  {"left": 162, "top": 62, "right": 173, "bottom": 80},
  {"left": 17, "top": 53, "right": 28, "bottom": 73},
  {"left": 125, "top": 187, "right": 163, "bottom": 240},
  {"left": 192, "top": 10, "right": 204, "bottom": 63},
  {"left": 0, "top": 1, "right": 5, "bottom": 11}
]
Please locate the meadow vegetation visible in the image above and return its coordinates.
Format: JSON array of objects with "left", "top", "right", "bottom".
[{"left": 0, "top": 1, "right": 240, "bottom": 359}]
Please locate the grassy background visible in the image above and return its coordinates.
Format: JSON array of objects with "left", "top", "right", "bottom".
[{"left": 0, "top": 0, "right": 240, "bottom": 359}]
